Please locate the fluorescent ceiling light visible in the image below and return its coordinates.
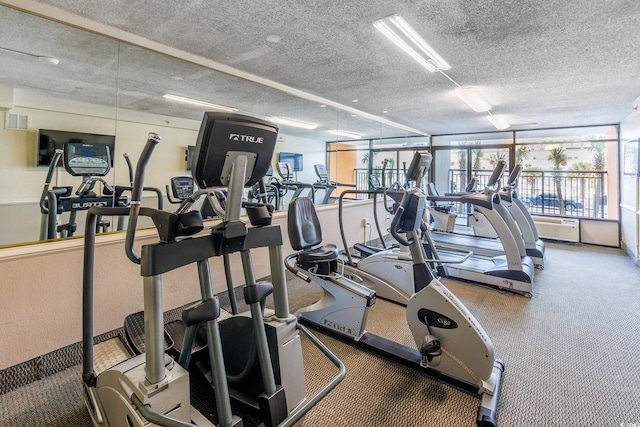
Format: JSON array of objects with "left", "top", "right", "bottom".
[
  {"left": 162, "top": 94, "right": 237, "bottom": 112},
  {"left": 328, "top": 129, "right": 363, "bottom": 139},
  {"left": 455, "top": 87, "right": 492, "bottom": 112},
  {"left": 267, "top": 116, "right": 318, "bottom": 129},
  {"left": 373, "top": 14, "right": 450, "bottom": 72},
  {"left": 487, "top": 115, "right": 510, "bottom": 130}
]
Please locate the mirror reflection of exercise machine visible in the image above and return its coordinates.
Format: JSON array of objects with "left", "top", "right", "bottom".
[
  {"left": 246, "top": 165, "right": 284, "bottom": 209},
  {"left": 39, "top": 143, "right": 124, "bottom": 240},
  {"left": 166, "top": 176, "right": 197, "bottom": 204},
  {"left": 312, "top": 164, "right": 356, "bottom": 205},
  {"left": 275, "top": 161, "right": 315, "bottom": 206}
]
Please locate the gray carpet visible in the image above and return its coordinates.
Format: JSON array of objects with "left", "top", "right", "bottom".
[{"left": 2, "top": 242, "right": 640, "bottom": 426}]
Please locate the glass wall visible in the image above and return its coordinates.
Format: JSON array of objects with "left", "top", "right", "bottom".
[
  {"left": 339, "top": 125, "right": 620, "bottom": 221},
  {"left": 514, "top": 125, "right": 619, "bottom": 219}
]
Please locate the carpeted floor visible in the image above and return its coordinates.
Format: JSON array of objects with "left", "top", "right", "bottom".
[{"left": 2, "top": 242, "right": 640, "bottom": 427}]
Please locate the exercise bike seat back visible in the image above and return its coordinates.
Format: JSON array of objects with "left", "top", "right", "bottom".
[{"left": 288, "top": 197, "right": 339, "bottom": 275}]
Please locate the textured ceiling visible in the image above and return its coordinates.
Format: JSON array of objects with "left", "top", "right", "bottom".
[{"left": 1, "top": 0, "right": 640, "bottom": 139}]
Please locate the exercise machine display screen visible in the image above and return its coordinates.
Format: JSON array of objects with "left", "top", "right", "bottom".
[
  {"left": 314, "top": 164, "right": 328, "bottom": 181},
  {"left": 171, "top": 176, "right": 196, "bottom": 200},
  {"left": 63, "top": 142, "right": 110, "bottom": 177}
]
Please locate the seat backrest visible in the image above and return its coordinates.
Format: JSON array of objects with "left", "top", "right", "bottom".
[
  {"left": 288, "top": 197, "right": 322, "bottom": 251},
  {"left": 465, "top": 176, "right": 478, "bottom": 192}
]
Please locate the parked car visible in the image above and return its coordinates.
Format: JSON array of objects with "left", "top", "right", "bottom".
[{"left": 521, "top": 193, "right": 583, "bottom": 211}]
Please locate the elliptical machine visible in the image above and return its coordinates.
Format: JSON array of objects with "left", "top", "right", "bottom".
[
  {"left": 285, "top": 151, "right": 504, "bottom": 427},
  {"left": 39, "top": 142, "right": 124, "bottom": 240},
  {"left": 82, "top": 112, "right": 344, "bottom": 427}
]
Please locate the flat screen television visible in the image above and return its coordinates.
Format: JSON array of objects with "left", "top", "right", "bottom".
[
  {"left": 37, "top": 129, "right": 116, "bottom": 167},
  {"left": 186, "top": 145, "right": 196, "bottom": 171},
  {"left": 279, "top": 152, "right": 303, "bottom": 172}
]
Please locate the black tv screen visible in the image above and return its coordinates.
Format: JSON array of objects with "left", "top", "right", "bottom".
[
  {"left": 279, "top": 152, "right": 303, "bottom": 172},
  {"left": 185, "top": 145, "right": 195, "bottom": 171},
  {"left": 37, "top": 129, "right": 116, "bottom": 167}
]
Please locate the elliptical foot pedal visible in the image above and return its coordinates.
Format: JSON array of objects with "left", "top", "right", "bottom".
[{"left": 123, "top": 311, "right": 174, "bottom": 355}]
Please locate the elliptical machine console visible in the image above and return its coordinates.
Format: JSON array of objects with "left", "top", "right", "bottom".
[
  {"left": 39, "top": 142, "right": 123, "bottom": 240},
  {"left": 82, "top": 112, "right": 344, "bottom": 427}
]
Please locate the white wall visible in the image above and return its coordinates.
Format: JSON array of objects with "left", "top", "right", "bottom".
[{"left": 274, "top": 134, "right": 326, "bottom": 184}]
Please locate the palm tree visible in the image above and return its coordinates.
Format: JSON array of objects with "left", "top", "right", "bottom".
[
  {"left": 547, "top": 147, "right": 568, "bottom": 215},
  {"left": 516, "top": 146, "right": 531, "bottom": 164},
  {"left": 589, "top": 141, "right": 606, "bottom": 216},
  {"left": 487, "top": 151, "right": 507, "bottom": 166},
  {"left": 457, "top": 150, "right": 467, "bottom": 170},
  {"left": 472, "top": 149, "right": 483, "bottom": 175},
  {"left": 571, "top": 162, "right": 593, "bottom": 206},
  {"left": 590, "top": 142, "right": 606, "bottom": 171}
]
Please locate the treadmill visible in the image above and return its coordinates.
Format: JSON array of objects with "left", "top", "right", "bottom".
[
  {"left": 431, "top": 164, "right": 544, "bottom": 268},
  {"left": 427, "top": 161, "right": 535, "bottom": 296},
  {"left": 276, "top": 161, "right": 315, "bottom": 202},
  {"left": 498, "top": 164, "right": 545, "bottom": 267},
  {"left": 312, "top": 164, "right": 357, "bottom": 205}
]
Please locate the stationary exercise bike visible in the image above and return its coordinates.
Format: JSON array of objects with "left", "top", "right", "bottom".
[
  {"left": 337, "top": 152, "right": 471, "bottom": 306},
  {"left": 285, "top": 151, "right": 504, "bottom": 427}
]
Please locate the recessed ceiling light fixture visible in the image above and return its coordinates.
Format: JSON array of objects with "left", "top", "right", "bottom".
[
  {"left": 328, "top": 129, "right": 363, "bottom": 139},
  {"left": 267, "top": 116, "right": 318, "bottom": 129},
  {"left": 162, "top": 94, "right": 237, "bottom": 112},
  {"left": 454, "top": 86, "right": 491, "bottom": 112},
  {"left": 487, "top": 114, "right": 510, "bottom": 130},
  {"left": 373, "top": 14, "right": 450, "bottom": 72}
]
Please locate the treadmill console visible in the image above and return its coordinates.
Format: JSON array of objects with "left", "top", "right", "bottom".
[
  {"left": 170, "top": 176, "right": 196, "bottom": 200},
  {"left": 314, "top": 164, "right": 328, "bottom": 182},
  {"left": 63, "top": 142, "right": 111, "bottom": 177}
]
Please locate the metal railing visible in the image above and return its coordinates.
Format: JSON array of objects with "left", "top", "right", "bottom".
[
  {"left": 448, "top": 168, "right": 608, "bottom": 218},
  {"left": 353, "top": 168, "right": 609, "bottom": 219}
]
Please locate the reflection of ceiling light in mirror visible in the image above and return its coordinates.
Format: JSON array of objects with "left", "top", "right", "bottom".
[
  {"left": 455, "top": 87, "right": 491, "bottom": 112},
  {"left": 0, "top": 46, "right": 59, "bottom": 65},
  {"left": 162, "top": 94, "right": 238, "bottom": 112},
  {"left": 267, "top": 116, "right": 318, "bottom": 129},
  {"left": 373, "top": 14, "right": 450, "bottom": 72},
  {"left": 486, "top": 114, "right": 510, "bottom": 130},
  {"left": 328, "top": 129, "right": 363, "bottom": 139},
  {"left": 37, "top": 56, "right": 59, "bottom": 65},
  {"left": 0, "top": 47, "right": 60, "bottom": 65}
]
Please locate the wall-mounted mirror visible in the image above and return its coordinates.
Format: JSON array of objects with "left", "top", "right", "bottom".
[{"left": 0, "top": 4, "right": 421, "bottom": 248}]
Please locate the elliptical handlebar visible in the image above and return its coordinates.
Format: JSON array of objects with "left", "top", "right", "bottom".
[
  {"left": 125, "top": 132, "right": 161, "bottom": 264},
  {"left": 389, "top": 206, "right": 413, "bottom": 246},
  {"left": 123, "top": 153, "right": 134, "bottom": 187},
  {"left": 39, "top": 149, "right": 64, "bottom": 212},
  {"left": 44, "top": 149, "right": 63, "bottom": 186}
]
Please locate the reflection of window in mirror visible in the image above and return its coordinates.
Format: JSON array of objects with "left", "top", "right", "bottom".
[{"left": 623, "top": 139, "right": 639, "bottom": 176}]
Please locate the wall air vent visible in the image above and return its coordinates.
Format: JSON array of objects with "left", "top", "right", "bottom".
[{"left": 5, "top": 113, "right": 29, "bottom": 130}]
